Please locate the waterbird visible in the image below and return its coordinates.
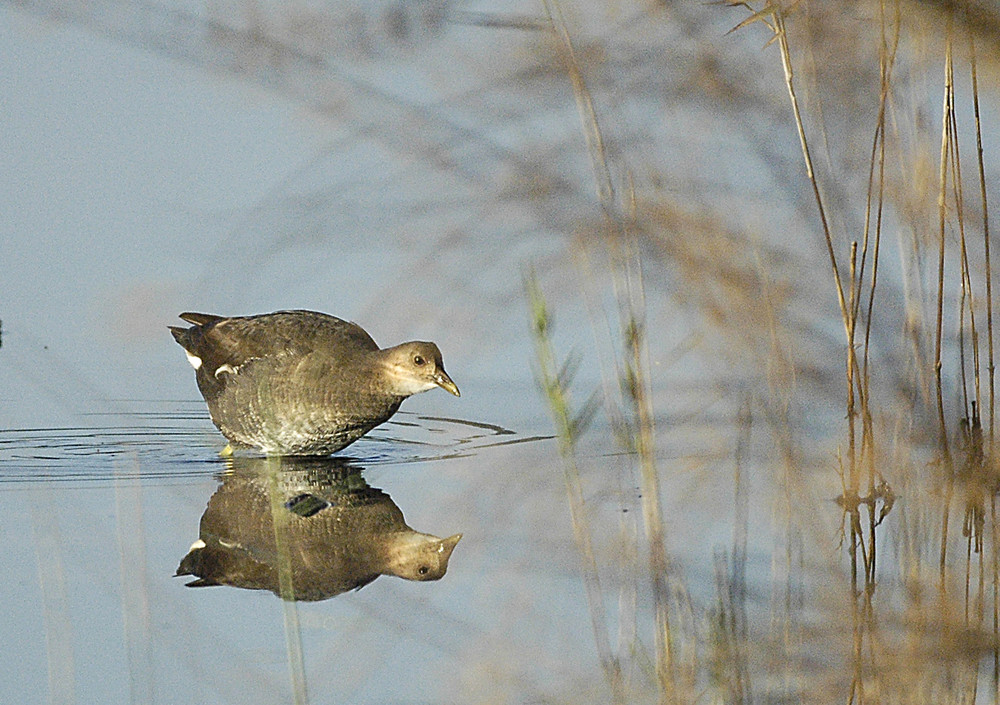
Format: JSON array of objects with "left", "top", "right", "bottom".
[{"left": 169, "top": 310, "right": 459, "bottom": 456}]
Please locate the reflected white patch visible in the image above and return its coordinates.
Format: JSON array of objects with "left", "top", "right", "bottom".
[
  {"left": 188, "top": 539, "right": 206, "bottom": 552},
  {"left": 184, "top": 352, "right": 202, "bottom": 370},
  {"left": 214, "top": 363, "right": 236, "bottom": 378}
]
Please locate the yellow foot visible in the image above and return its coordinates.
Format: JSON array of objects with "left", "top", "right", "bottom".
[{"left": 219, "top": 443, "right": 234, "bottom": 457}]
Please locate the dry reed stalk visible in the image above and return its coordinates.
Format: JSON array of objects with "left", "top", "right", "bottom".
[
  {"left": 936, "top": 28, "right": 956, "bottom": 584},
  {"left": 968, "top": 34, "right": 995, "bottom": 452},
  {"left": 967, "top": 26, "right": 1000, "bottom": 684},
  {"left": 858, "top": 0, "right": 902, "bottom": 503},
  {"left": 730, "top": 3, "right": 876, "bottom": 514},
  {"left": 538, "top": 1, "right": 677, "bottom": 700}
]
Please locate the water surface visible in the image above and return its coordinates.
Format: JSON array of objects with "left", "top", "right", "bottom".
[{"left": 4, "top": 2, "right": 1000, "bottom": 703}]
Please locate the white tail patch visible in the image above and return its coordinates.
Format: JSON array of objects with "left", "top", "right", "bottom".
[
  {"left": 214, "top": 363, "right": 236, "bottom": 378},
  {"left": 184, "top": 352, "right": 203, "bottom": 370},
  {"left": 188, "top": 538, "right": 206, "bottom": 552}
]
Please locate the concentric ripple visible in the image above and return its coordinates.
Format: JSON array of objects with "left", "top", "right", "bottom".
[{"left": 0, "top": 401, "right": 549, "bottom": 486}]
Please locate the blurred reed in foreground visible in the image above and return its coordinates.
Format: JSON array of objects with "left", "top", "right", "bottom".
[{"left": 527, "top": 1, "right": 1000, "bottom": 703}]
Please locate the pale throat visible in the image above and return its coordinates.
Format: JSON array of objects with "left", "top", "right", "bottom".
[{"left": 382, "top": 363, "right": 437, "bottom": 395}]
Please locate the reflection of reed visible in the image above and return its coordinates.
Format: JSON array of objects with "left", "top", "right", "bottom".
[
  {"left": 176, "top": 456, "right": 461, "bottom": 601},
  {"left": 709, "top": 394, "right": 752, "bottom": 704}
]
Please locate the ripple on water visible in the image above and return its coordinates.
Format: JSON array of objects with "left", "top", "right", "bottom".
[{"left": 0, "top": 401, "right": 549, "bottom": 486}]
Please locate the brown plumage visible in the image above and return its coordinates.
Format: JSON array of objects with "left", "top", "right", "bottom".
[{"left": 170, "top": 310, "right": 459, "bottom": 456}]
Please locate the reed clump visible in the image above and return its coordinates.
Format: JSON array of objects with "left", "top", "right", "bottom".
[{"left": 527, "top": 1, "right": 1000, "bottom": 702}]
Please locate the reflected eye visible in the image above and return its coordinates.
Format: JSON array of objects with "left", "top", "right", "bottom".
[
  {"left": 413, "top": 355, "right": 426, "bottom": 366},
  {"left": 418, "top": 565, "right": 429, "bottom": 576}
]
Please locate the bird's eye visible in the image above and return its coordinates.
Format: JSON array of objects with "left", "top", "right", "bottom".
[
  {"left": 418, "top": 565, "right": 429, "bottom": 575},
  {"left": 413, "top": 355, "right": 426, "bottom": 366}
]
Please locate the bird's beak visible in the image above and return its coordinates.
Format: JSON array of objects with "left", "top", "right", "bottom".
[{"left": 435, "top": 369, "right": 461, "bottom": 397}]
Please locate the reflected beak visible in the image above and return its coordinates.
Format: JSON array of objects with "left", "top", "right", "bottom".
[
  {"left": 435, "top": 369, "right": 461, "bottom": 397},
  {"left": 439, "top": 533, "right": 462, "bottom": 559}
]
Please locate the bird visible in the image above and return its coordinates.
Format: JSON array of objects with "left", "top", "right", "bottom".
[
  {"left": 175, "top": 457, "right": 462, "bottom": 600},
  {"left": 169, "top": 310, "right": 460, "bottom": 456}
]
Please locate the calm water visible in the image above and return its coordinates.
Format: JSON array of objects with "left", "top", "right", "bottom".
[
  {"left": 0, "top": 401, "right": 560, "bottom": 702},
  {"left": 5, "top": 2, "right": 1000, "bottom": 703},
  {"left": 0, "top": 399, "right": 753, "bottom": 704}
]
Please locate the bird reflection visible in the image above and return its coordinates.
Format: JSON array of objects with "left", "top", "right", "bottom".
[{"left": 175, "top": 456, "right": 462, "bottom": 601}]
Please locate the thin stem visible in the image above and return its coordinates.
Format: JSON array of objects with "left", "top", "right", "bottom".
[
  {"left": 525, "top": 272, "right": 626, "bottom": 704},
  {"left": 848, "top": 242, "right": 860, "bottom": 493},
  {"left": 937, "top": 31, "right": 956, "bottom": 584},
  {"left": 950, "top": 74, "right": 976, "bottom": 423},
  {"left": 773, "top": 12, "right": 850, "bottom": 338},
  {"left": 539, "top": 2, "right": 676, "bottom": 699},
  {"left": 969, "top": 32, "right": 995, "bottom": 452}
]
